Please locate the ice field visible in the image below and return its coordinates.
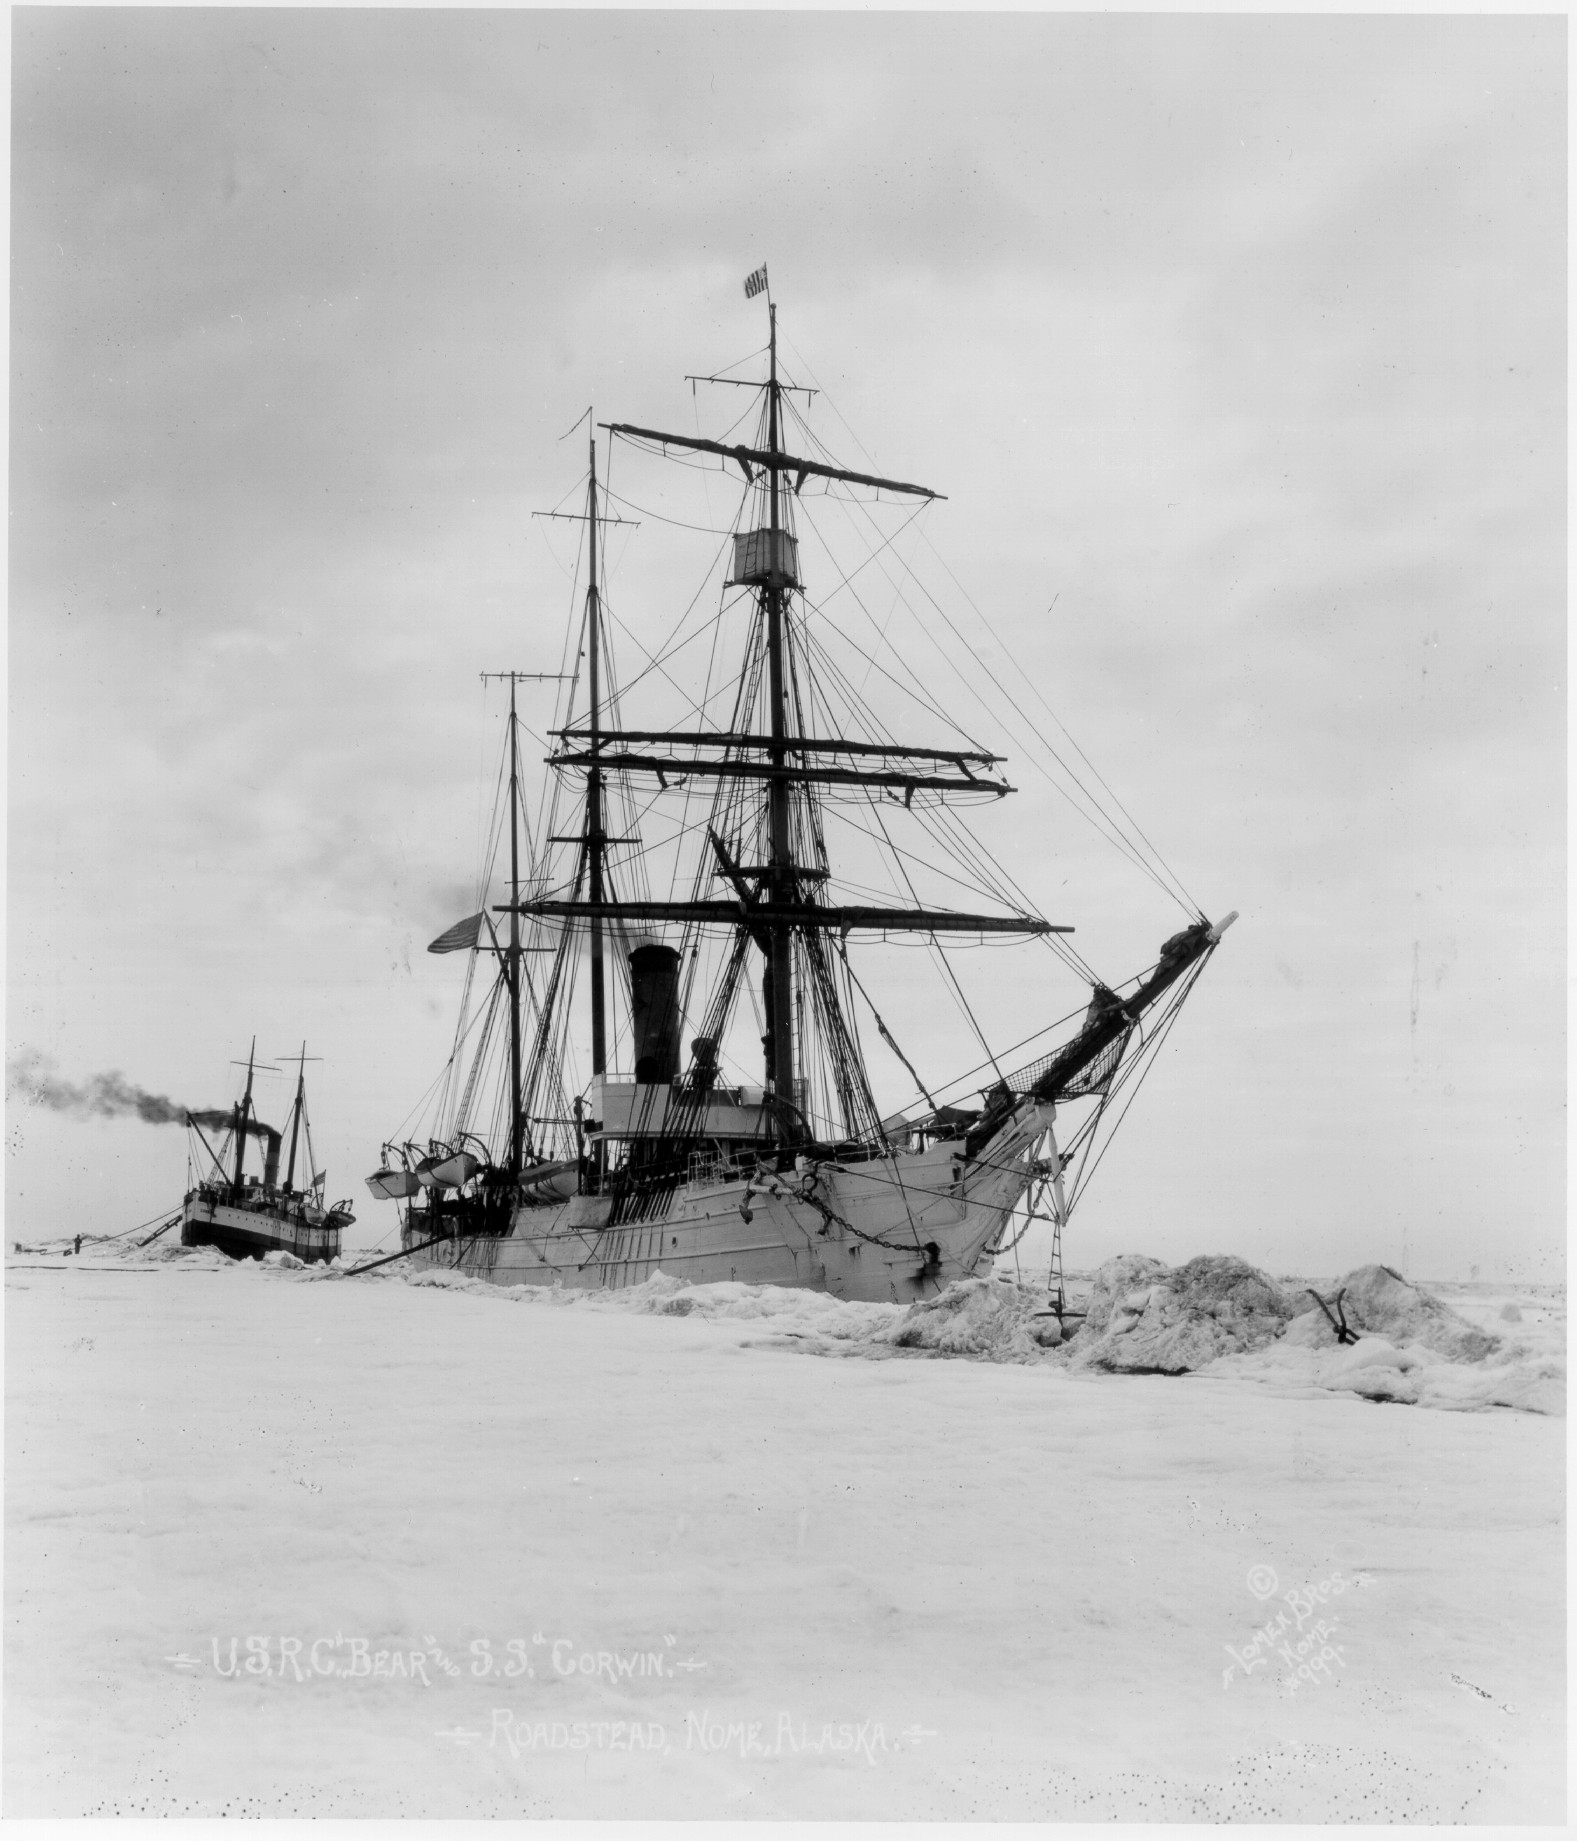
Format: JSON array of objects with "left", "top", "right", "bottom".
[{"left": 3, "top": 1244, "right": 1564, "bottom": 1820}]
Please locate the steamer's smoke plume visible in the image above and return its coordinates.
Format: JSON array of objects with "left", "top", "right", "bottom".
[{"left": 6, "top": 1049, "right": 232, "bottom": 1132}]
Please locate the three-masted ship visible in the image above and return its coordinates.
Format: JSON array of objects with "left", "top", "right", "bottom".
[
  {"left": 366, "top": 294, "right": 1234, "bottom": 1305},
  {"left": 182, "top": 1046, "right": 354, "bottom": 1262}
]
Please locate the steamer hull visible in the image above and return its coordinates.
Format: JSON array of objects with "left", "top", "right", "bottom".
[{"left": 181, "top": 1192, "right": 341, "bottom": 1263}]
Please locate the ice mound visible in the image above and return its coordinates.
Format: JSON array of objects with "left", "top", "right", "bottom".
[
  {"left": 1286, "top": 1264, "right": 1500, "bottom": 1361},
  {"left": 1223, "top": 1329, "right": 1564, "bottom": 1415},
  {"left": 880, "top": 1276, "right": 1059, "bottom": 1359},
  {"left": 1221, "top": 1268, "right": 1562, "bottom": 1414},
  {"left": 143, "top": 1242, "right": 233, "bottom": 1271},
  {"left": 1310, "top": 1336, "right": 1429, "bottom": 1405},
  {"left": 404, "top": 1266, "right": 490, "bottom": 1293},
  {"left": 1054, "top": 1256, "right": 1559, "bottom": 1411},
  {"left": 1068, "top": 1254, "right": 1295, "bottom": 1374},
  {"left": 1078, "top": 1254, "right": 1170, "bottom": 1335}
]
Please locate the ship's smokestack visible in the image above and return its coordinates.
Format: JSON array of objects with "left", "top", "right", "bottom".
[
  {"left": 259, "top": 1125, "right": 282, "bottom": 1189},
  {"left": 629, "top": 944, "right": 682, "bottom": 1085},
  {"left": 689, "top": 1035, "right": 719, "bottom": 1092}
]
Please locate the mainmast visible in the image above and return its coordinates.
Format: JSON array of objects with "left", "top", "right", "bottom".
[
  {"left": 232, "top": 1038, "right": 257, "bottom": 1190},
  {"left": 584, "top": 433, "right": 609, "bottom": 1077},
  {"left": 512, "top": 318, "right": 1072, "bottom": 1151},
  {"left": 283, "top": 1041, "right": 309, "bottom": 1193},
  {"left": 763, "top": 306, "right": 797, "bottom": 1135}
]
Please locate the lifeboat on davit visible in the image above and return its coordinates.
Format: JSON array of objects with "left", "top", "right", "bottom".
[
  {"left": 429, "top": 1147, "right": 483, "bottom": 1188},
  {"left": 364, "top": 1167, "right": 421, "bottom": 1201}
]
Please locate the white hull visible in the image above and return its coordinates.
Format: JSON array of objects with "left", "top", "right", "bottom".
[{"left": 404, "top": 1103, "right": 1054, "bottom": 1303}]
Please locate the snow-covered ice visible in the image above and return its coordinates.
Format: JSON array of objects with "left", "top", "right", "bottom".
[
  {"left": 4, "top": 1243, "right": 1565, "bottom": 1819},
  {"left": 1058, "top": 1256, "right": 1566, "bottom": 1416}
]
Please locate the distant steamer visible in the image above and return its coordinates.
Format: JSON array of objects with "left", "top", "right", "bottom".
[{"left": 181, "top": 1045, "right": 354, "bottom": 1263}]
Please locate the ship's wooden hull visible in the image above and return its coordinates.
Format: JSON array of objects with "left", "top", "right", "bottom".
[
  {"left": 402, "top": 1105, "right": 1052, "bottom": 1303},
  {"left": 181, "top": 1195, "right": 341, "bottom": 1264}
]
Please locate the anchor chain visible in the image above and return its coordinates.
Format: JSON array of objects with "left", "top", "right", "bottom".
[
  {"left": 738, "top": 1158, "right": 923, "bottom": 1253},
  {"left": 983, "top": 1149, "right": 1068, "bottom": 1260}
]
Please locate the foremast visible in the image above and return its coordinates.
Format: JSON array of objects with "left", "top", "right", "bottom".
[
  {"left": 283, "top": 1045, "right": 307, "bottom": 1191},
  {"left": 583, "top": 432, "right": 610, "bottom": 1083},
  {"left": 231, "top": 1038, "right": 257, "bottom": 1190}
]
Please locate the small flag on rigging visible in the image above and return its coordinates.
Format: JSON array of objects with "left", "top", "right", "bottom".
[
  {"left": 427, "top": 912, "right": 484, "bottom": 954},
  {"left": 743, "top": 264, "right": 769, "bottom": 300}
]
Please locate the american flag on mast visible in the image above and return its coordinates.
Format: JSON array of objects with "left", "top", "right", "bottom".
[
  {"left": 427, "top": 912, "right": 484, "bottom": 954},
  {"left": 743, "top": 264, "right": 769, "bottom": 300}
]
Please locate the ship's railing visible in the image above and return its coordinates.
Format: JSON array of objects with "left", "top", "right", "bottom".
[
  {"left": 190, "top": 1181, "right": 340, "bottom": 1225},
  {"left": 683, "top": 1147, "right": 758, "bottom": 1191},
  {"left": 685, "top": 1150, "right": 723, "bottom": 1189}
]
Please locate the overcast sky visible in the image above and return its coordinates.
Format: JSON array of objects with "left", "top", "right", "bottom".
[{"left": 7, "top": 10, "right": 1564, "bottom": 1281}]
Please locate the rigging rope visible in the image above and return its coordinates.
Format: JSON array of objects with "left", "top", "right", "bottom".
[{"left": 779, "top": 333, "right": 1203, "bottom": 919}]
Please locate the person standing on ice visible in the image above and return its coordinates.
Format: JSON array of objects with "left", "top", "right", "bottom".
[{"left": 73, "top": 1235, "right": 82, "bottom": 1256}]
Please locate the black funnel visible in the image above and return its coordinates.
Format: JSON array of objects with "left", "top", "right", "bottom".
[
  {"left": 629, "top": 944, "right": 682, "bottom": 1084},
  {"left": 256, "top": 1124, "right": 283, "bottom": 1188}
]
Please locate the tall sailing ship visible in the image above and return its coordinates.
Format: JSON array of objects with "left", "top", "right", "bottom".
[
  {"left": 182, "top": 1045, "right": 354, "bottom": 1262},
  {"left": 365, "top": 292, "right": 1234, "bottom": 1307}
]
